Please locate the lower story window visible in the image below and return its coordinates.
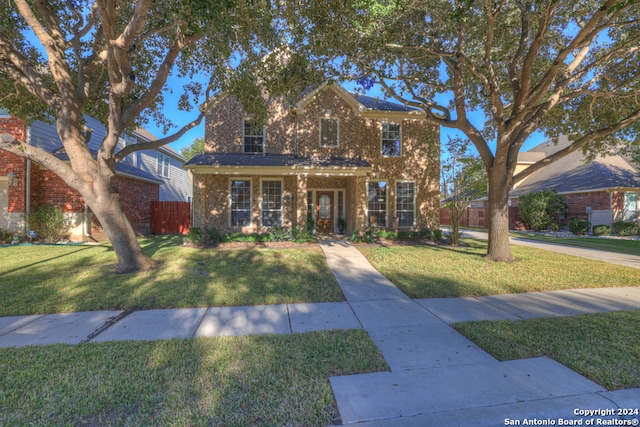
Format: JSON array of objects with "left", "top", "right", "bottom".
[
  {"left": 368, "top": 181, "right": 387, "bottom": 227},
  {"left": 396, "top": 181, "right": 415, "bottom": 227},
  {"left": 261, "top": 180, "right": 282, "bottom": 227},
  {"left": 230, "top": 179, "right": 251, "bottom": 227}
]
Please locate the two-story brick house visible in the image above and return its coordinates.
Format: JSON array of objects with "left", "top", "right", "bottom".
[{"left": 186, "top": 81, "right": 440, "bottom": 234}]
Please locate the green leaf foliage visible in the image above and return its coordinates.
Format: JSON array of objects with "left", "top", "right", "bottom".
[{"left": 517, "top": 189, "right": 568, "bottom": 232}]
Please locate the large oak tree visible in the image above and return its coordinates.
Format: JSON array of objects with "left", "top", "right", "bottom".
[
  {"left": 0, "top": 0, "right": 284, "bottom": 272},
  {"left": 290, "top": 0, "right": 640, "bottom": 261}
]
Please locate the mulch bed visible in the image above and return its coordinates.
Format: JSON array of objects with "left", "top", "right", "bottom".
[{"left": 183, "top": 241, "right": 319, "bottom": 250}]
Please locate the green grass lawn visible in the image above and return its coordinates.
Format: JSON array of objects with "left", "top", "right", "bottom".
[
  {"left": 0, "top": 330, "right": 388, "bottom": 426},
  {"left": 0, "top": 236, "right": 342, "bottom": 316},
  {"left": 358, "top": 240, "right": 638, "bottom": 298},
  {"left": 510, "top": 231, "right": 640, "bottom": 256},
  {"left": 454, "top": 310, "right": 640, "bottom": 390}
]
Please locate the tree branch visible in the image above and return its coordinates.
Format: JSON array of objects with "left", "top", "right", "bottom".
[
  {"left": 513, "top": 108, "right": 640, "bottom": 183},
  {"left": 114, "top": 110, "right": 206, "bottom": 161}
]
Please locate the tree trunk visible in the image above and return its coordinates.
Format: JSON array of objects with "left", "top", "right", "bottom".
[
  {"left": 450, "top": 207, "right": 461, "bottom": 246},
  {"left": 89, "top": 181, "right": 154, "bottom": 273},
  {"left": 486, "top": 160, "right": 515, "bottom": 262}
]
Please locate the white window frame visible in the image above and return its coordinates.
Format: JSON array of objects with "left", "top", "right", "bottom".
[
  {"left": 229, "top": 178, "right": 252, "bottom": 227},
  {"left": 395, "top": 181, "right": 416, "bottom": 228},
  {"left": 156, "top": 152, "right": 170, "bottom": 178},
  {"left": 243, "top": 118, "right": 265, "bottom": 153},
  {"left": 381, "top": 122, "right": 402, "bottom": 157},
  {"left": 260, "top": 178, "right": 283, "bottom": 227},
  {"left": 367, "top": 180, "right": 388, "bottom": 227},
  {"left": 119, "top": 134, "right": 137, "bottom": 166},
  {"left": 319, "top": 117, "right": 339, "bottom": 147}
]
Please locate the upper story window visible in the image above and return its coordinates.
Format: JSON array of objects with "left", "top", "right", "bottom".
[
  {"left": 118, "top": 134, "right": 137, "bottom": 165},
  {"left": 319, "top": 118, "right": 339, "bottom": 147},
  {"left": 157, "top": 152, "right": 170, "bottom": 178},
  {"left": 381, "top": 123, "right": 401, "bottom": 157},
  {"left": 243, "top": 119, "right": 265, "bottom": 153}
]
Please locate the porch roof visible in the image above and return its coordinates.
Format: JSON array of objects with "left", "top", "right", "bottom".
[{"left": 185, "top": 153, "right": 372, "bottom": 176}]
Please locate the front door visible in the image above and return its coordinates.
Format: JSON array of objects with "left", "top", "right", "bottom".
[{"left": 316, "top": 191, "right": 334, "bottom": 233}]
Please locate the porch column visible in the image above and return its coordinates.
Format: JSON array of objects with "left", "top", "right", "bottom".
[
  {"left": 296, "top": 174, "right": 308, "bottom": 227},
  {"left": 352, "top": 176, "right": 367, "bottom": 233}
]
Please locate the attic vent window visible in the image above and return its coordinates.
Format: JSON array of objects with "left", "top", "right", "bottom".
[{"left": 320, "top": 118, "right": 339, "bottom": 147}]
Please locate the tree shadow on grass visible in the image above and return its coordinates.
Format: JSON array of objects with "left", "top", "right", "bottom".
[
  {"left": 0, "top": 331, "right": 386, "bottom": 425},
  {"left": 0, "top": 240, "right": 344, "bottom": 316}
]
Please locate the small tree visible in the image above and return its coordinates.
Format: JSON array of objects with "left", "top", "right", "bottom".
[
  {"left": 517, "top": 190, "right": 568, "bottom": 232},
  {"left": 441, "top": 138, "right": 487, "bottom": 246}
]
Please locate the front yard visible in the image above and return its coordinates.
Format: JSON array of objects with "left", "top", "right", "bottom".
[
  {"left": 0, "top": 330, "right": 388, "bottom": 426},
  {"left": 358, "top": 239, "right": 638, "bottom": 298},
  {"left": 0, "top": 236, "right": 342, "bottom": 316}
]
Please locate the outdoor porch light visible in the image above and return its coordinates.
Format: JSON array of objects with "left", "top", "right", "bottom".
[{"left": 7, "top": 172, "right": 18, "bottom": 186}]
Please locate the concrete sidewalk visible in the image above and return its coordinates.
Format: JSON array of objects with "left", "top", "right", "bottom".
[{"left": 317, "top": 238, "right": 640, "bottom": 427}]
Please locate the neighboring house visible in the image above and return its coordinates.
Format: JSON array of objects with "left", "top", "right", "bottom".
[
  {"left": 0, "top": 111, "right": 192, "bottom": 240},
  {"left": 185, "top": 81, "right": 440, "bottom": 235},
  {"left": 510, "top": 135, "right": 640, "bottom": 226}
]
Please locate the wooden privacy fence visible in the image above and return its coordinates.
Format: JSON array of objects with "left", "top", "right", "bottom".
[
  {"left": 440, "top": 206, "right": 525, "bottom": 230},
  {"left": 151, "top": 201, "right": 191, "bottom": 235}
]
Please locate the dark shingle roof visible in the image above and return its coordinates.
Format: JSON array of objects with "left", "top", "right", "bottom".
[
  {"left": 186, "top": 153, "right": 371, "bottom": 168},
  {"left": 512, "top": 138, "right": 640, "bottom": 196},
  {"left": 51, "top": 147, "right": 163, "bottom": 184},
  {"left": 352, "top": 94, "right": 420, "bottom": 112}
]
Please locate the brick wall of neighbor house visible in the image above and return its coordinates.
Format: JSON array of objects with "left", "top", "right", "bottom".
[
  {"left": 562, "top": 191, "right": 611, "bottom": 222},
  {"left": 612, "top": 191, "right": 624, "bottom": 211},
  {"left": 112, "top": 176, "right": 159, "bottom": 232},
  {"left": 0, "top": 151, "right": 27, "bottom": 215},
  {"left": 31, "top": 167, "right": 84, "bottom": 212},
  {"left": 0, "top": 118, "right": 28, "bottom": 217}
]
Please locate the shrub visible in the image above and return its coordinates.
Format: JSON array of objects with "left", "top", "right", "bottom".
[
  {"left": 0, "top": 228, "right": 13, "bottom": 243},
  {"left": 418, "top": 227, "right": 432, "bottom": 240},
  {"left": 611, "top": 221, "right": 639, "bottom": 236},
  {"left": 517, "top": 189, "right": 568, "bottom": 231},
  {"left": 270, "top": 227, "right": 293, "bottom": 242},
  {"left": 186, "top": 227, "right": 203, "bottom": 244},
  {"left": 206, "top": 227, "right": 224, "bottom": 243},
  {"left": 432, "top": 229, "right": 444, "bottom": 241},
  {"left": 397, "top": 231, "right": 410, "bottom": 240},
  {"left": 377, "top": 229, "right": 389, "bottom": 238},
  {"left": 292, "top": 224, "right": 315, "bottom": 243},
  {"left": 385, "top": 230, "right": 398, "bottom": 239},
  {"left": 29, "top": 205, "right": 71, "bottom": 243},
  {"left": 567, "top": 218, "right": 591, "bottom": 235},
  {"left": 592, "top": 225, "right": 611, "bottom": 236}
]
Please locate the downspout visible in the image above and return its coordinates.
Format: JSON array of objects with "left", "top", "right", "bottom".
[
  {"left": 293, "top": 112, "right": 298, "bottom": 158},
  {"left": 25, "top": 126, "right": 31, "bottom": 233},
  {"left": 84, "top": 203, "right": 91, "bottom": 237}
]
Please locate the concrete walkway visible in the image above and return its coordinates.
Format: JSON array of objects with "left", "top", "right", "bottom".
[
  {"left": 1, "top": 237, "right": 640, "bottom": 426},
  {"left": 317, "top": 239, "right": 640, "bottom": 426}
]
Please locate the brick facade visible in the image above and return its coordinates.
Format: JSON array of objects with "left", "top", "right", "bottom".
[
  {"left": 196, "top": 85, "right": 440, "bottom": 233},
  {"left": 113, "top": 176, "right": 159, "bottom": 232}
]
